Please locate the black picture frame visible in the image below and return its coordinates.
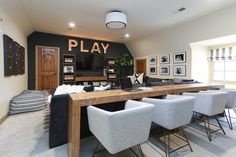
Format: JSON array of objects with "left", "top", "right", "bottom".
[
  {"left": 149, "top": 66, "right": 157, "bottom": 75},
  {"left": 173, "top": 65, "right": 186, "bottom": 76},
  {"left": 160, "top": 54, "right": 170, "bottom": 64},
  {"left": 160, "top": 66, "right": 170, "bottom": 75},
  {"left": 173, "top": 51, "right": 186, "bottom": 64},
  {"left": 149, "top": 56, "right": 157, "bottom": 65}
]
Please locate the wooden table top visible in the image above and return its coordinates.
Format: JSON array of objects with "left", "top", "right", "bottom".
[{"left": 70, "top": 83, "right": 224, "bottom": 107}]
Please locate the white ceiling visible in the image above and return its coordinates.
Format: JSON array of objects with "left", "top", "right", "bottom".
[{"left": 1, "top": 0, "right": 236, "bottom": 42}]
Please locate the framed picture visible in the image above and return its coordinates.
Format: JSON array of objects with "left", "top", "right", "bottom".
[
  {"left": 3, "top": 34, "right": 15, "bottom": 76},
  {"left": 173, "top": 65, "right": 186, "bottom": 76},
  {"left": 160, "top": 66, "right": 170, "bottom": 75},
  {"left": 160, "top": 54, "right": 170, "bottom": 64},
  {"left": 149, "top": 66, "right": 157, "bottom": 75},
  {"left": 19, "top": 46, "right": 25, "bottom": 75},
  {"left": 148, "top": 56, "right": 157, "bottom": 65},
  {"left": 14, "top": 41, "right": 21, "bottom": 75},
  {"left": 173, "top": 51, "right": 186, "bottom": 63}
]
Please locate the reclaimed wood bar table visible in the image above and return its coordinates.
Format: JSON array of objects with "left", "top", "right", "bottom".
[{"left": 68, "top": 83, "right": 224, "bottom": 157}]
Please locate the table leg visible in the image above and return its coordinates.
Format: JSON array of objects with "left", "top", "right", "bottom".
[{"left": 68, "top": 96, "right": 81, "bottom": 157}]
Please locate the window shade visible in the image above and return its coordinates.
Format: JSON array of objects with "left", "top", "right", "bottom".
[{"left": 208, "top": 47, "right": 236, "bottom": 61}]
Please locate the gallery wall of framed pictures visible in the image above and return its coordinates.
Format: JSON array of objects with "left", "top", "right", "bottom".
[
  {"left": 3, "top": 34, "right": 25, "bottom": 76},
  {"left": 147, "top": 51, "right": 187, "bottom": 77}
]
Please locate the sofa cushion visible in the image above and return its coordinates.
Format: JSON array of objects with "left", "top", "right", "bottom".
[
  {"left": 54, "top": 84, "right": 85, "bottom": 95},
  {"left": 182, "top": 79, "right": 194, "bottom": 82},
  {"left": 148, "top": 77, "right": 163, "bottom": 82},
  {"left": 175, "top": 81, "right": 198, "bottom": 84},
  {"left": 83, "top": 85, "right": 94, "bottom": 92},
  {"left": 149, "top": 81, "right": 174, "bottom": 86}
]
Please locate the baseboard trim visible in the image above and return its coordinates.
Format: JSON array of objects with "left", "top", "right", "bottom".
[{"left": 0, "top": 113, "right": 9, "bottom": 125}]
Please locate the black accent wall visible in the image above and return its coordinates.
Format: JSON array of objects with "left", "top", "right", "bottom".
[{"left": 27, "top": 31, "right": 133, "bottom": 89}]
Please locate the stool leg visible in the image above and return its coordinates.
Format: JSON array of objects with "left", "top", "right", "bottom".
[
  {"left": 216, "top": 117, "right": 226, "bottom": 135},
  {"left": 137, "top": 144, "right": 145, "bottom": 157},
  {"left": 203, "top": 116, "right": 211, "bottom": 141},
  {"left": 180, "top": 128, "right": 193, "bottom": 152},
  {"left": 225, "top": 110, "right": 231, "bottom": 129},
  {"left": 207, "top": 117, "right": 212, "bottom": 141},
  {"left": 130, "top": 145, "right": 142, "bottom": 157},
  {"left": 227, "top": 109, "right": 233, "bottom": 130},
  {"left": 167, "top": 130, "right": 170, "bottom": 157},
  {"left": 202, "top": 116, "right": 212, "bottom": 141},
  {"left": 162, "top": 127, "right": 167, "bottom": 157},
  {"left": 93, "top": 142, "right": 100, "bottom": 157}
]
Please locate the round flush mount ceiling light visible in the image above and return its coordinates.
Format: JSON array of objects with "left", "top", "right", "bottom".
[{"left": 105, "top": 11, "right": 127, "bottom": 29}]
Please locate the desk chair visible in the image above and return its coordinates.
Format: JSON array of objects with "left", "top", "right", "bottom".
[
  {"left": 87, "top": 100, "right": 155, "bottom": 157},
  {"left": 142, "top": 95, "right": 195, "bottom": 157}
]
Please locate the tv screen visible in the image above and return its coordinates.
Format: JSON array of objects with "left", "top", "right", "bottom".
[{"left": 76, "top": 53, "right": 104, "bottom": 76}]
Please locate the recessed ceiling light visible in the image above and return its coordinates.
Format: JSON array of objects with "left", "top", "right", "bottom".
[
  {"left": 125, "top": 33, "right": 130, "bottom": 38},
  {"left": 178, "top": 7, "right": 186, "bottom": 12},
  {"left": 69, "top": 22, "right": 75, "bottom": 28}
]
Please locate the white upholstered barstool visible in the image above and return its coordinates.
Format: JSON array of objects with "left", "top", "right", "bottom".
[
  {"left": 220, "top": 89, "right": 236, "bottom": 130},
  {"left": 183, "top": 92, "right": 227, "bottom": 141},
  {"left": 87, "top": 100, "right": 155, "bottom": 157},
  {"left": 201, "top": 89, "right": 236, "bottom": 130},
  {"left": 142, "top": 95, "right": 195, "bottom": 157}
]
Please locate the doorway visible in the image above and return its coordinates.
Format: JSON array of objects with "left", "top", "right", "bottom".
[
  {"left": 36, "top": 46, "right": 60, "bottom": 92},
  {"left": 135, "top": 59, "right": 147, "bottom": 75}
]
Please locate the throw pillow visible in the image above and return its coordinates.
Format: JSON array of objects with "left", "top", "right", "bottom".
[
  {"left": 83, "top": 85, "right": 94, "bottom": 92},
  {"left": 127, "top": 75, "right": 135, "bottom": 84},
  {"left": 134, "top": 73, "right": 144, "bottom": 84}
]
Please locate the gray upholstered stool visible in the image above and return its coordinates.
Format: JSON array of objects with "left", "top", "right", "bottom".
[
  {"left": 142, "top": 95, "right": 195, "bottom": 157},
  {"left": 87, "top": 100, "right": 155, "bottom": 157},
  {"left": 183, "top": 91, "right": 227, "bottom": 141}
]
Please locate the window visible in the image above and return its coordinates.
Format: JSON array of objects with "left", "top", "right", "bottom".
[
  {"left": 210, "top": 47, "right": 236, "bottom": 82},
  {"left": 212, "top": 60, "right": 236, "bottom": 81}
]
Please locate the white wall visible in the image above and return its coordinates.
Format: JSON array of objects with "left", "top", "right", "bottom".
[
  {"left": 190, "top": 45, "right": 209, "bottom": 82},
  {"left": 0, "top": 8, "right": 29, "bottom": 119},
  {"left": 126, "top": 3, "right": 236, "bottom": 80}
]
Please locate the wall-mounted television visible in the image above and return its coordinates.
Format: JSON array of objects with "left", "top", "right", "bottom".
[{"left": 76, "top": 53, "right": 105, "bottom": 76}]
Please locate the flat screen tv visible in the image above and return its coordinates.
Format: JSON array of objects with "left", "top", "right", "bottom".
[{"left": 76, "top": 53, "right": 105, "bottom": 76}]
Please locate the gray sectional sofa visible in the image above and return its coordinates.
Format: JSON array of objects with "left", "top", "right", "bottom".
[{"left": 144, "top": 76, "right": 198, "bottom": 87}]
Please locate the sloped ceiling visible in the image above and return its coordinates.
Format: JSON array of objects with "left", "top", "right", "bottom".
[{"left": 1, "top": 0, "right": 236, "bottom": 42}]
